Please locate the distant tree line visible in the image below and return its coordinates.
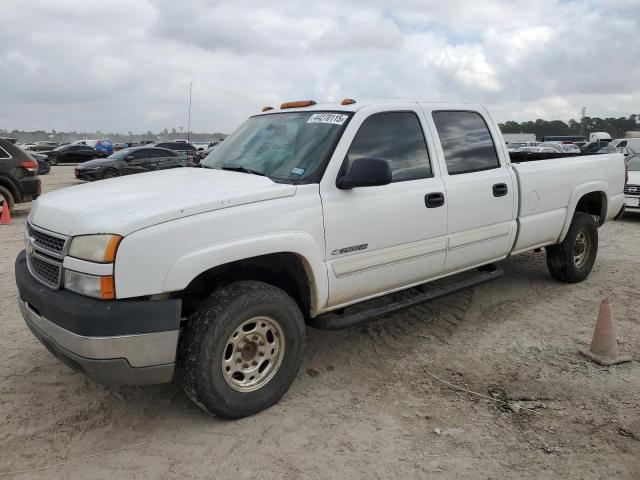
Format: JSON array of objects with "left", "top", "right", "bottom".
[
  {"left": 499, "top": 114, "right": 640, "bottom": 140},
  {"left": 0, "top": 128, "right": 227, "bottom": 144}
]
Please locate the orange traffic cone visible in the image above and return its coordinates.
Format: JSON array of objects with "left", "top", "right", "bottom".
[
  {"left": 580, "top": 299, "right": 632, "bottom": 365},
  {"left": 0, "top": 199, "right": 11, "bottom": 225}
]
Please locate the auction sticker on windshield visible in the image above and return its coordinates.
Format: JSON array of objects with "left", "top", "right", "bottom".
[{"left": 307, "top": 113, "right": 348, "bottom": 125}]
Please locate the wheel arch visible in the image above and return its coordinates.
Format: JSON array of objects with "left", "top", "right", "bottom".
[
  {"left": 559, "top": 183, "right": 607, "bottom": 242},
  {"left": 178, "top": 252, "right": 318, "bottom": 320},
  {"left": 162, "top": 234, "right": 328, "bottom": 318}
]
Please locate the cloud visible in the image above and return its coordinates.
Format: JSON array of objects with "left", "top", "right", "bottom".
[{"left": 0, "top": 0, "right": 638, "bottom": 133}]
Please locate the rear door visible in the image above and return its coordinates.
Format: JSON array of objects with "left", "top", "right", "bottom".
[
  {"left": 151, "top": 149, "right": 178, "bottom": 169},
  {"left": 124, "top": 149, "right": 157, "bottom": 174},
  {"left": 77, "top": 146, "right": 97, "bottom": 162},
  {"left": 321, "top": 105, "right": 447, "bottom": 309},
  {"left": 426, "top": 108, "right": 517, "bottom": 273}
]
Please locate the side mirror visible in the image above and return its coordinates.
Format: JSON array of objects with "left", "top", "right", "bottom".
[{"left": 336, "top": 158, "right": 392, "bottom": 189}]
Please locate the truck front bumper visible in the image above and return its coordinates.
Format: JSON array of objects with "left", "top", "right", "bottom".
[{"left": 15, "top": 251, "right": 181, "bottom": 385}]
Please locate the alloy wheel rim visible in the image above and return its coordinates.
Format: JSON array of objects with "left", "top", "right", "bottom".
[
  {"left": 573, "top": 229, "right": 591, "bottom": 268},
  {"left": 221, "top": 316, "right": 285, "bottom": 393}
]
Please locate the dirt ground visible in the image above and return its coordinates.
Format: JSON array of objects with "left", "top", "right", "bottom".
[{"left": 1, "top": 166, "right": 639, "bottom": 479}]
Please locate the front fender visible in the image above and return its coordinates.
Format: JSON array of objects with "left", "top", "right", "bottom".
[{"left": 162, "top": 232, "right": 328, "bottom": 314}]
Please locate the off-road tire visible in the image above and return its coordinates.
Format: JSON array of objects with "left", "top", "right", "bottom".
[
  {"left": 0, "top": 185, "right": 15, "bottom": 213},
  {"left": 177, "top": 281, "right": 305, "bottom": 419},
  {"left": 546, "top": 212, "right": 598, "bottom": 283}
]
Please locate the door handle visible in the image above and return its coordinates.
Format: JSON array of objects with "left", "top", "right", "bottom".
[
  {"left": 493, "top": 183, "right": 508, "bottom": 197},
  {"left": 425, "top": 192, "right": 445, "bottom": 208}
]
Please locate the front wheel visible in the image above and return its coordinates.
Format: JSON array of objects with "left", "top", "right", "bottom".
[
  {"left": 178, "top": 281, "right": 305, "bottom": 419},
  {"left": 546, "top": 212, "right": 598, "bottom": 283}
]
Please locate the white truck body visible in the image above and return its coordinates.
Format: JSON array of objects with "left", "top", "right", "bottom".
[
  {"left": 17, "top": 99, "right": 626, "bottom": 416},
  {"left": 28, "top": 101, "right": 625, "bottom": 312}
]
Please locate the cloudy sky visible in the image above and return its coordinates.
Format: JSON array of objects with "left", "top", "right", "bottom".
[{"left": 1, "top": 0, "right": 638, "bottom": 133}]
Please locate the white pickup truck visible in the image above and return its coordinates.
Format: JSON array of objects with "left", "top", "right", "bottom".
[{"left": 16, "top": 99, "right": 626, "bottom": 418}]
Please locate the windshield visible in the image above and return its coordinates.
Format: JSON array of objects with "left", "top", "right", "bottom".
[
  {"left": 201, "top": 111, "right": 351, "bottom": 183},
  {"left": 628, "top": 155, "right": 640, "bottom": 171},
  {"left": 107, "top": 148, "right": 132, "bottom": 160}
]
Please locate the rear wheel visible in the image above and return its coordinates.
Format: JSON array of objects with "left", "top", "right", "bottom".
[
  {"left": 0, "top": 186, "right": 15, "bottom": 213},
  {"left": 49, "top": 156, "right": 57, "bottom": 166},
  {"left": 103, "top": 168, "right": 119, "bottom": 179},
  {"left": 178, "top": 281, "right": 305, "bottom": 419},
  {"left": 546, "top": 212, "right": 598, "bottom": 283}
]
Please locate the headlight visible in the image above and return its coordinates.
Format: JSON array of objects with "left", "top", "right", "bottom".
[
  {"left": 68, "top": 234, "right": 122, "bottom": 263},
  {"left": 64, "top": 270, "right": 115, "bottom": 299}
]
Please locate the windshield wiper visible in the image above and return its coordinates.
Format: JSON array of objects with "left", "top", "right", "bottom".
[{"left": 220, "top": 165, "right": 266, "bottom": 177}]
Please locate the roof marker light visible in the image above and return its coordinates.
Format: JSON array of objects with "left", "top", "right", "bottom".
[
  {"left": 280, "top": 100, "right": 316, "bottom": 109},
  {"left": 341, "top": 98, "right": 356, "bottom": 105},
  {"left": 262, "top": 106, "right": 274, "bottom": 112}
]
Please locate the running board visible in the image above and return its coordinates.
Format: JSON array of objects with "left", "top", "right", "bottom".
[{"left": 308, "top": 266, "right": 503, "bottom": 330}]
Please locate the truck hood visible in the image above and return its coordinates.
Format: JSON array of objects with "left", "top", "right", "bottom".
[{"left": 29, "top": 168, "right": 297, "bottom": 236}]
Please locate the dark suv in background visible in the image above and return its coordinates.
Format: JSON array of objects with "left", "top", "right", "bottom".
[{"left": 0, "top": 138, "right": 41, "bottom": 212}]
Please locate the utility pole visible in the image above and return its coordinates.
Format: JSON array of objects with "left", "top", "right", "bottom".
[
  {"left": 187, "top": 82, "right": 193, "bottom": 145},
  {"left": 580, "top": 106, "right": 586, "bottom": 136}
]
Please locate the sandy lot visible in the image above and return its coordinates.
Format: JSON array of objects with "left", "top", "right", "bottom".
[{"left": 1, "top": 166, "right": 639, "bottom": 479}]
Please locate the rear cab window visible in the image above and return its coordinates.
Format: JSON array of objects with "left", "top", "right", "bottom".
[{"left": 432, "top": 111, "right": 500, "bottom": 175}]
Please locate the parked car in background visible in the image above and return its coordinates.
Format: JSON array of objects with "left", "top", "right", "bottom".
[
  {"left": 28, "top": 152, "right": 51, "bottom": 175},
  {"left": 47, "top": 144, "right": 108, "bottom": 165},
  {"left": 608, "top": 138, "right": 640, "bottom": 151},
  {"left": 538, "top": 142, "right": 563, "bottom": 152},
  {"left": 597, "top": 145, "right": 637, "bottom": 158},
  {"left": 0, "top": 138, "right": 41, "bottom": 212},
  {"left": 581, "top": 141, "right": 610, "bottom": 153},
  {"left": 624, "top": 154, "right": 640, "bottom": 213},
  {"left": 72, "top": 139, "right": 113, "bottom": 155},
  {"left": 152, "top": 141, "right": 197, "bottom": 154},
  {"left": 74, "top": 146, "right": 189, "bottom": 181},
  {"left": 27, "top": 141, "right": 59, "bottom": 152},
  {"left": 539, "top": 142, "right": 581, "bottom": 153},
  {"left": 506, "top": 141, "right": 539, "bottom": 152},
  {"left": 542, "top": 135, "right": 588, "bottom": 146},
  {"left": 512, "top": 146, "right": 561, "bottom": 153}
]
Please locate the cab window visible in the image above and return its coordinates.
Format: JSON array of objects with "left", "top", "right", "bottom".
[
  {"left": 432, "top": 111, "right": 500, "bottom": 175},
  {"left": 345, "top": 112, "right": 432, "bottom": 182}
]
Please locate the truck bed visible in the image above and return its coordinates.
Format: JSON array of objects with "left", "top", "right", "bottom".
[
  {"left": 509, "top": 152, "right": 626, "bottom": 255},
  {"left": 508, "top": 151, "right": 590, "bottom": 163}
]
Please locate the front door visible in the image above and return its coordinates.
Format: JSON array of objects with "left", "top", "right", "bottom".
[{"left": 321, "top": 106, "right": 447, "bottom": 309}]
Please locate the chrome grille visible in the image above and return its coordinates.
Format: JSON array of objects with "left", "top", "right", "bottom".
[
  {"left": 27, "top": 254, "right": 62, "bottom": 288},
  {"left": 625, "top": 184, "right": 640, "bottom": 195},
  {"left": 26, "top": 223, "right": 67, "bottom": 256},
  {"left": 25, "top": 222, "right": 69, "bottom": 289}
]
